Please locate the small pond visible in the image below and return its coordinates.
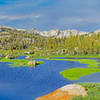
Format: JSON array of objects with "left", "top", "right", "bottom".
[{"left": 0, "top": 56, "right": 100, "bottom": 100}]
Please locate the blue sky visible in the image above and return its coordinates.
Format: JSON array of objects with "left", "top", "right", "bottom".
[{"left": 0, "top": 0, "right": 100, "bottom": 31}]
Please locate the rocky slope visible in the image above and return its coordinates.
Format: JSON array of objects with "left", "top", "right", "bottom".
[
  {"left": 28, "top": 29, "right": 89, "bottom": 38},
  {"left": 1, "top": 25, "right": 99, "bottom": 38}
]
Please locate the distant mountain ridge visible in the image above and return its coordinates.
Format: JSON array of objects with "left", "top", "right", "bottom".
[
  {"left": 0, "top": 25, "right": 99, "bottom": 38},
  {"left": 29, "top": 29, "right": 89, "bottom": 38}
]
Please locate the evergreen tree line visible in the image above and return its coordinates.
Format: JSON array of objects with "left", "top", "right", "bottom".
[{"left": 0, "top": 31, "right": 100, "bottom": 55}]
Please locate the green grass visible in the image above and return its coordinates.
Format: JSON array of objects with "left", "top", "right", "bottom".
[
  {"left": 35, "top": 54, "right": 100, "bottom": 59},
  {"left": 1, "top": 49, "right": 100, "bottom": 59},
  {"left": 0, "top": 50, "right": 44, "bottom": 67},
  {"left": 0, "top": 58, "right": 43, "bottom": 67},
  {"left": 48, "top": 54, "right": 100, "bottom": 58},
  {"left": 23, "top": 52, "right": 100, "bottom": 59},
  {"left": 33, "top": 54, "right": 100, "bottom": 59},
  {"left": 73, "top": 83, "right": 100, "bottom": 100},
  {"left": 60, "top": 68, "right": 100, "bottom": 80}
]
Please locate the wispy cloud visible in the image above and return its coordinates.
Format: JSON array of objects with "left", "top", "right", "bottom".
[
  {"left": 0, "top": 15, "right": 20, "bottom": 20},
  {"left": 0, "top": 0, "right": 100, "bottom": 31},
  {"left": 0, "top": 14, "right": 42, "bottom": 21},
  {"left": 0, "top": 15, "right": 7, "bottom": 20}
]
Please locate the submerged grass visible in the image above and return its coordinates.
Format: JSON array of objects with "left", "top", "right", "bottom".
[
  {"left": 50, "top": 58, "right": 100, "bottom": 80},
  {"left": 73, "top": 83, "right": 100, "bottom": 100},
  {"left": 51, "top": 59, "right": 99, "bottom": 67},
  {"left": 60, "top": 68, "right": 100, "bottom": 80},
  {"left": 0, "top": 58, "right": 43, "bottom": 67}
]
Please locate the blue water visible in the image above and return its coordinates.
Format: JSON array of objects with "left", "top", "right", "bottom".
[{"left": 0, "top": 56, "right": 100, "bottom": 100}]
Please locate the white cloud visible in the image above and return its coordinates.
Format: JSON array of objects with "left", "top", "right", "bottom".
[
  {"left": 0, "top": 14, "right": 42, "bottom": 21},
  {"left": 0, "top": 15, "right": 20, "bottom": 20},
  {"left": 34, "top": 15, "right": 41, "bottom": 18},
  {"left": 8, "top": 16, "right": 20, "bottom": 20},
  {"left": 0, "top": 0, "right": 100, "bottom": 31},
  {"left": 0, "top": 16, "right": 7, "bottom": 20}
]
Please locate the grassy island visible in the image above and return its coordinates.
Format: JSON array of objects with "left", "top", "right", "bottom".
[
  {"left": 60, "top": 68, "right": 100, "bottom": 80},
  {"left": 0, "top": 58, "right": 43, "bottom": 67}
]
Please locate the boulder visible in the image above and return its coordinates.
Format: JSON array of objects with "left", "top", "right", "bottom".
[
  {"left": 46, "top": 57, "right": 51, "bottom": 59},
  {"left": 19, "top": 63, "right": 25, "bottom": 66},
  {"left": 28, "top": 60, "right": 36, "bottom": 66},
  {"left": 5, "top": 55, "right": 13, "bottom": 59},
  {"left": 24, "top": 51, "right": 34, "bottom": 54},
  {"left": 36, "top": 84, "right": 87, "bottom": 100},
  {"left": 60, "top": 84, "right": 87, "bottom": 97}
]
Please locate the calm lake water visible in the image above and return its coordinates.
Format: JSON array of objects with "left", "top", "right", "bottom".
[{"left": 0, "top": 56, "right": 100, "bottom": 100}]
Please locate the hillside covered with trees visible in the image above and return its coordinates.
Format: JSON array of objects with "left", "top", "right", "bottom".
[{"left": 0, "top": 26, "right": 100, "bottom": 57}]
